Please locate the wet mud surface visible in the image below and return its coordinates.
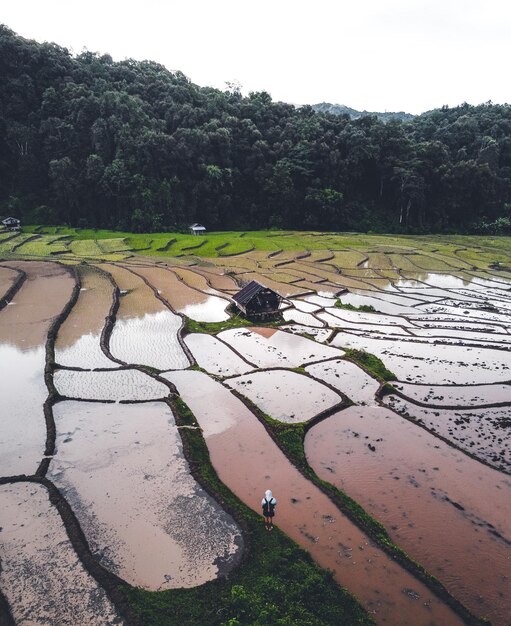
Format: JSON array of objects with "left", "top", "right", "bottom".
[
  {"left": 53, "top": 368, "right": 170, "bottom": 401},
  {"left": 0, "top": 482, "right": 124, "bottom": 625},
  {"left": 219, "top": 327, "right": 342, "bottom": 368},
  {"left": 0, "top": 265, "right": 20, "bottom": 300},
  {"left": 305, "top": 406, "right": 511, "bottom": 626},
  {"left": 49, "top": 401, "right": 242, "bottom": 589},
  {"left": 3, "top": 255, "right": 511, "bottom": 625},
  {"left": 384, "top": 395, "right": 511, "bottom": 472},
  {"left": 132, "top": 266, "right": 229, "bottom": 322},
  {"left": 226, "top": 369, "right": 342, "bottom": 423},
  {"left": 183, "top": 333, "right": 255, "bottom": 376},
  {"left": 55, "top": 266, "right": 116, "bottom": 369},
  {"left": 305, "top": 359, "right": 381, "bottom": 405},
  {"left": 163, "top": 370, "right": 463, "bottom": 625}
]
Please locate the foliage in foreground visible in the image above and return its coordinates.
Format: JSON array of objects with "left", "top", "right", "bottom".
[{"left": 123, "top": 398, "right": 372, "bottom": 626}]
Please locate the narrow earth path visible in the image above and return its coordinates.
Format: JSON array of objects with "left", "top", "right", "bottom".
[{"left": 163, "top": 369, "right": 464, "bottom": 626}]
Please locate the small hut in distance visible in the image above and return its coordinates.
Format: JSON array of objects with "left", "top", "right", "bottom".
[
  {"left": 232, "top": 280, "right": 283, "bottom": 321},
  {"left": 189, "top": 223, "right": 206, "bottom": 235}
]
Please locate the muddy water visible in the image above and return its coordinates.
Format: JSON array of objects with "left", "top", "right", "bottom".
[
  {"left": 226, "top": 369, "right": 342, "bottom": 423},
  {"left": 132, "top": 266, "right": 229, "bottom": 322},
  {"left": 0, "top": 262, "right": 74, "bottom": 476},
  {"left": 190, "top": 267, "right": 240, "bottom": 292},
  {"left": 49, "top": 401, "right": 242, "bottom": 589},
  {"left": 0, "top": 344, "right": 47, "bottom": 476},
  {"left": 163, "top": 370, "right": 463, "bottom": 626},
  {"left": 0, "top": 260, "right": 75, "bottom": 349},
  {"left": 219, "top": 327, "right": 341, "bottom": 368},
  {"left": 0, "top": 482, "right": 124, "bottom": 625},
  {"left": 331, "top": 334, "right": 511, "bottom": 384},
  {"left": 55, "top": 266, "right": 117, "bottom": 369},
  {"left": 0, "top": 265, "right": 19, "bottom": 299},
  {"left": 237, "top": 273, "right": 309, "bottom": 297},
  {"left": 53, "top": 368, "right": 170, "bottom": 401},
  {"left": 384, "top": 395, "right": 511, "bottom": 472},
  {"left": 101, "top": 265, "right": 189, "bottom": 370},
  {"left": 306, "top": 359, "right": 381, "bottom": 405},
  {"left": 183, "top": 333, "right": 254, "bottom": 376},
  {"left": 100, "top": 263, "right": 164, "bottom": 318},
  {"left": 394, "top": 381, "right": 511, "bottom": 406},
  {"left": 305, "top": 406, "right": 511, "bottom": 626}
]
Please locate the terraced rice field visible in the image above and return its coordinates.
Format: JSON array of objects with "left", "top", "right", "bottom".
[{"left": 1, "top": 231, "right": 511, "bottom": 625}]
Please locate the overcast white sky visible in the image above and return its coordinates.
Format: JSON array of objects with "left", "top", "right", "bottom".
[{"left": 2, "top": 0, "right": 510, "bottom": 113}]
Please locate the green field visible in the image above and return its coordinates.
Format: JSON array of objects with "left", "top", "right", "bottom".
[{"left": 9, "top": 226, "right": 511, "bottom": 270}]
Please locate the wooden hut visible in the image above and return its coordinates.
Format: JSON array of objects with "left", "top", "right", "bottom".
[
  {"left": 232, "top": 280, "right": 282, "bottom": 320},
  {"left": 2, "top": 217, "right": 20, "bottom": 231},
  {"left": 189, "top": 223, "right": 206, "bottom": 235}
]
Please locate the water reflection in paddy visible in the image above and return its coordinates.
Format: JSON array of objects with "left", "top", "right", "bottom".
[
  {"left": 54, "top": 368, "right": 170, "bottom": 401},
  {"left": 331, "top": 334, "right": 511, "bottom": 384},
  {"left": 226, "top": 369, "right": 342, "bottom": 423},
  {"left": 49, "top": 401, "right": 242, "bottom": 589},
  {"left": 305, "top": 359, "right": 380, "bottom": 405},
  {"left": 163, "top": 370, "right": 462, "bottom": 625},
  {"left": 0, "top": 482, "right": 123, "bottom": 625},
  {"left": 384, "top": 395, "right": 511, "bottom": 472},
  {"left": 132, "top": 266, "right": 229, "bottom": 322},
  {"left": 110, "top": 310, "right": 189, "bottom": 371},
  {"left": 393, "top": 381, "right": 511, "bottom": 406},
  {"left": 282, "top": 308, "right": 324, "bottom": 327},
  {"left": 305, "top": 406, "right": 511, "bottom": 626},
  {"left": 0, "top": 344, "right": 47, "bottom": 476},
  {"left": 55, "top": 266, "right": 116, "bottom": 369},
  {"left": 183, "top": 333, "right": 254, "bottom": 376},
  {"left": 219, "top": 327, "right": 341, "bottom": 368}
]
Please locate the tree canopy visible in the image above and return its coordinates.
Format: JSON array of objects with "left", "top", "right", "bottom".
[{"left": 1, "top": 25, "right": 510, "bottom": 234}]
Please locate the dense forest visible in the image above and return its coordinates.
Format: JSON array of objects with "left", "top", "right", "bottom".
[{"left": 1, "top": 25, "right": 511, "bottom": 234}]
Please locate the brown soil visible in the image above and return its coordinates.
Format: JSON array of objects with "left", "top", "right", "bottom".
[
  {"left": 0, "top": 261, "right": 75, "bottom": 349},
  {"left": 305, "top": 405, "right": 511, "bottom": 626},
  {"left": 164, "top": 369, "right": 463, "bottom": 626}
]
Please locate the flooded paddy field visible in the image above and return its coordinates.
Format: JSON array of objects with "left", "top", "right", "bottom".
[
  {"left": 305, "top": 359, "right": 381, "bottom": 405},
  {"left": 2, "top": 237, "right": 511, "bottom": 625},
  {"left": 218, "top": 327, "right": 342, "bottom": 368},
  {"left": 164, "top": 370, "right": 463, "bottom": 625},
  {"left": 132, "top": 265, "right": 230, "bottom": 322},
  {"left": 305, "top": 406, "right": 511, "bottom": 625},
  {"left": 53, "top": 368, "right": 170, "bottom": 401},
  {"left": 0, "top": 482, "right": 124, "bottom": 625},
  {"left": 384, "top": 395, "right": 511, "bottom": 472},
  {"left": 49, "top": 401, "right": 242, "bottom": 589},
  {"left": 225, "top": 369, "right": 343, "bottom": 422},
  {"left": 102, "top": 264, "right": 189, "bottom": 370},
  {"left": 55, "top": 265, "right": 117, "bottom": 369},
  {"left": 0, "top": 261, "right": 74, "bottom": 476},
  {"left": 0, "top": 265, "right": 20, "bottom": 300},
  {"left": 183, "top": 333, "right": 255, "bottom": 376}
]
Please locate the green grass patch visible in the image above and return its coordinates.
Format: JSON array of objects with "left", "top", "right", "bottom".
[
  {"left": 123, "top": 397, "right": 373, "bottom": 626},
  {"left": 183, "top": 313, "right": 253, "bottom": 335},
  {"left": 344, "top": 349, "right": 396, "bottom": 381},
  {"left": 334, "top": 298, "right": 377, "bottom": 313}
]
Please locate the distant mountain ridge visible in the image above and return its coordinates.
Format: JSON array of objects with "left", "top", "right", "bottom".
[{"left": 311, "top": 102, "right": 415, "bottom": 122}]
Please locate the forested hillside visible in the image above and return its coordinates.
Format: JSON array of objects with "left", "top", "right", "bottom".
[{"left": 1, "top": 25, "right": 510, "bottom": 233}]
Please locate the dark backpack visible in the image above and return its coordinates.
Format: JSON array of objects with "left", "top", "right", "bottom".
[{"left": 263, "top": 498, "right": 275, "bottom": 516}]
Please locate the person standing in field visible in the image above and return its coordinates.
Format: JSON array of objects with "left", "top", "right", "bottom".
[{"left": 262, "top": 489, "right": 277, "bottom": 530}]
